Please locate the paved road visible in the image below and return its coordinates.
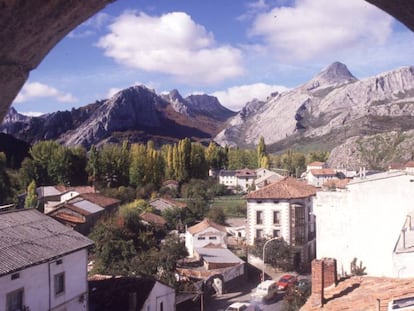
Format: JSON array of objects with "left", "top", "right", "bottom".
[{"left": 204, "top": 280, "right": 286, "bottom": 311}]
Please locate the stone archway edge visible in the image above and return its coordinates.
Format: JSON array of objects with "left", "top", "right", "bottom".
[
  {"left": 0, "top": 0, "right": 413, "bottom": 122},
  {"left": 0, "top": 0, "right": 115, "bottom": 121}
]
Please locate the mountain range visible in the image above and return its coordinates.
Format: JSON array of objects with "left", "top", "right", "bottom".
[
  {"left": 1, "top": 86, "right": 236, "bottom": 148},
  {"left": 2, "top": 62, "right": 414, "bottom": 169}
]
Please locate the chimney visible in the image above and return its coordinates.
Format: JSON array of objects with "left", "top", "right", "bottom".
[
  {"left": 310, "top": 259, "right": 325, "bottom": 307},
  {"left": 310, "top": 258, "right": 338, "bottom": 307}
]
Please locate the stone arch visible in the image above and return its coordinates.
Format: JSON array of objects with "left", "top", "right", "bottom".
[
  {"left": 1, "top": 1, "right": 414, "bottom": 121},
  {"left": 0, "top": 0, "right": 115, "bottom": 120}
]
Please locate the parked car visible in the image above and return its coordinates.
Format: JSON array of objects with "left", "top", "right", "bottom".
[
  {"left": 276, "top": 274, "right": 297, "bottom": 291},
  {"left": 224, "top": 302, "right": 261, "bottom": 311},
  {"left": 251, "top": 280, "right": 278, "bottom": 303}
]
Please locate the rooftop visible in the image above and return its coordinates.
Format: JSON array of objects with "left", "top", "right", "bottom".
[
  {"left": 0, "top": 209, "right": 93, "bottom": 276},
  {"left": 302, "top": 276, "right": 414, "bottom": 311},
  {"left": 245, "top": 177, "right": 317, "bottom": 200},
  {"left": 194, "top": 247, "right": 244, "bottom": 264},
  {"left": 187, "top": 218, "right": 227, "bottom": 235},
  {"left": 140, "top": 211, "right": 167, "bottom": 226},
  {"left": 310, "top": 168, "right": 337, "bottom": 176}
]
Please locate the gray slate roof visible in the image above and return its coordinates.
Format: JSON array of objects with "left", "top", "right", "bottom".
[
  {"left": 195, "top": 247, "right": 244, "bottom": 264},
  {"left": 0, "top": 209, "right": 94, "bottom": 276}
]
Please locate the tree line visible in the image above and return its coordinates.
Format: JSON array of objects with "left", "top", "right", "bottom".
[{"left": 0, "top": 137, "right": 329, "bottom": 205}]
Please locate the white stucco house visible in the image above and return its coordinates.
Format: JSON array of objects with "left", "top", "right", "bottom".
[
  {"left": 245, "top": 177, "right": 317, "bottom": 269},
  {"left": 185, "top": 218, "right": 227, "bottom": 257},
  {"left": 0, "top": 209, "right": 93, "bottom": 311},
  {"left": 218, "top": 168, "right": 257, "bottom": 193},
  {"left": 314, "top": 170, "right": 414, "bottom": 278},
  {"left": 306, "top": 168, "right": 338, "bottom": 187},
  {"left": 88, "top": 275, "right": 175, "bottom": 311}
]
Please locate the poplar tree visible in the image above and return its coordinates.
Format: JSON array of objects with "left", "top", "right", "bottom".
[{"left": 25, "top": 180, "right": 38, "bottom": 208}]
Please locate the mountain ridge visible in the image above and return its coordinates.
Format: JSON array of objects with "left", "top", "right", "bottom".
[{"left": 3, "top": 62, "right": 414, "bottom": 170}]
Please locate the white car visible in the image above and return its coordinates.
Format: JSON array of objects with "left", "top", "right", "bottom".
[
  {"left": 251, "top": 280, "right": 278, "bottom": 303},
  {"left": 225, "top": 302, "right": 253, "bottom": 311}
]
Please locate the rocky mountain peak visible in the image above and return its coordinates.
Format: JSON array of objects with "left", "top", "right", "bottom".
[
  {"left": 161, "top": 89, "right": 190, "bottom": 116},
  {"left": 303, "top": 61, "right": 358, "bottom": 91},
  {"left": 3, "top": 107, "right": 28, "bottom": 124}
]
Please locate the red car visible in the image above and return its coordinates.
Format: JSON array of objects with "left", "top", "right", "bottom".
[{"left": 276, "top": 274, "right": 297, "bottom": 291}]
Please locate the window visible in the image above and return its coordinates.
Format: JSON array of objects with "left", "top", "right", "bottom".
[
  {"left": 273, "top": 211, "right": 280, "bottom": 224},
  {"left": 54, "top": 272, "right": 65, "bottom": 295},
  {"left": 11, "top": 273, "right": 19, "bottom": 280},
  {"left": 256, "top": 229, "right": 263, "bottom": 239},
  {"left": 159, "top": 301, "right": 164, "bottom": 311},
  {"left": 209, "top": 236, "right": 217, "bottom": 240},
  {"left": 197, "top": 237, "right": 205, "bottom": 240},
  {"left": 273, "top": 230, "right": 280, "bottom": 238},
  {"left": 56, "top": 259, "right": 62, "bottom": 265},
  {"left": 256, "top": 211, "right": 263, "bottom": 225},
  {"left": 6, "top": 288, "right": 23, "bottom": 311}
]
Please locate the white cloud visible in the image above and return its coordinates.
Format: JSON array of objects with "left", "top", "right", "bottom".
[
  {"left": 106, "top": 87, "right": 122, "bottom": 98},
  {"left": 97, "top": 11, "right": 244, "bottom": 84},
  {"left": 15, "top": 82, "right": 77, "bottom": 104},
  {"left": 249, "top": 0, "right": 393, "bottom": 62},
  {"left": 212, "top": 83, "right": 289, "bottom": 111}
]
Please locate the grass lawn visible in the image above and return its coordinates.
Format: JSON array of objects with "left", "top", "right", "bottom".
[{"left": 212, "top": 195, "right": 246, "bottom": 217}]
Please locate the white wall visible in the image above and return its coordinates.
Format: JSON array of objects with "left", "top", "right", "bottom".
[
  {"left": 246, "top": 201, "right": 286, "bottom": 245},
  {"left": 185, "top": 228, "right": 227, "bottom": 257},
  {"left": 60, "top": 191, "right": 80, "bottom": 202},
  {"left": 142, "top": 281, "right": 175, "bottom": 311},
  {"left": 314, "top": 173, "right": 414, "bottom": 277},
  {"left": 0, "top": 249, "right": 89, "bottom": 311}
]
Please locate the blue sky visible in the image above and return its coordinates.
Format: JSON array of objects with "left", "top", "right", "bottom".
[{"left": 12, "top": 0, "right": 414, "bottom": 115}]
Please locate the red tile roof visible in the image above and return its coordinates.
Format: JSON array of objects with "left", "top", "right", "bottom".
[
  {"left": 53, "top": 212, "right": 85, "bottom": 224},
  {"left": 323, "top": 178, "right": 351, "bottom": 189},
  {"left": 140, "top": 211, "right": 166, "bottom": 226},
  {"left": 245, "top": 177, "right": 317, "bottom": 200},
  {"left": 235, "top": 168, "right": 256, "bottom": 177},
  {"left": 187, "top": 218, "right": 227, "bottom": 235},
  {"left": 78, "top": 193, "right": 120, "bottom": 208},
  {"left": 302, "top": 276, "right": 414, "bottom": 311},
  {"left": 310, "top": 169, "right": 337, "bottom": 176}
]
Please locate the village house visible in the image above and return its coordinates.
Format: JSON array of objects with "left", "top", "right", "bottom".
[
  {"left": 47, "top": 193, "right": 120, "bottom": 235},
  {"left": 88, "top": 274, "right": 175, "bottom": 311},
  {"left": 37, "top": 185, "right": 95, "bottom": 212},
  {"left": 180, "top": 218, "right": 246, "bottom": 295},
  {"left": 0, "top": 209, "right": 93, "bottom": 311},
  {"left": 225, "top": 217, "right": 247, "bottom": 244},
  {"left": 218, "top": 168, "right": 257, "bottom": 193},
  {"left": 314, "top": 170, "right": 414, "bottom": 278},
  {"left": 185, "top": 218, "right": 227, "bottom": 257},
  {"left": 245, "top": 177, "right": 317, "bottom": 270},
  {"left": 306, "top": 168, "right": 338, "bottom": 187}
]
